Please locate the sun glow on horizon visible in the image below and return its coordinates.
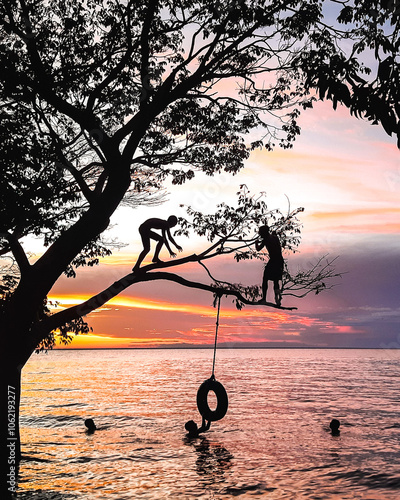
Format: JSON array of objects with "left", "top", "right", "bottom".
[
  {"left": 48, "top": 293, "right": 228, "bottom": 317},
  {"left": 53, "top": 332, "right": 190, "bottom": 349},
  {"left": 46, "top": 291, "right": 370, "bottom": 349}
]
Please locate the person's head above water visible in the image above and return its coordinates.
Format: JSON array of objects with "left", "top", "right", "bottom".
[
  {"left": 329, "top": 419, "right": 340, "bottom": 434},
  {"left": 85, "top": 418, "right": 96, "bottom": 433},
  {"left": 185, "top": 420, "right": 198, "bottom": 434},
  {"left": 167, "top": 215, "right": 178, "bottom": 227}
]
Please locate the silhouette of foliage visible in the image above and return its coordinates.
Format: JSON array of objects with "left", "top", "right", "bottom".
[
  {"left": 295, "top": 0, "right": 400, "bottom": 147},
  {"left": 177, "top": 185, "right": 304, "bottom": 258},
  {"left": 176, "top": 186, "right": 338, "bottom": 309},
  {"left": 35, "top": 315, "right": 92, "bottom": 353}
]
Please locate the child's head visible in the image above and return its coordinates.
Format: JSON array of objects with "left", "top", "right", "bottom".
[
  {"left": 185, "top": 420, "right": 198, "bottom": 433},
  {"left": 168, "top": 215, "right": 178, "bottom": 227},
  {"left": 259, "top": 225, "right": 270, "bottom": 237},
  {"left": 84, "top": 418, "right": 96, "bottom": 432},
  {"left": 329, "top": 419, "right": 340, "bottom": 433}
]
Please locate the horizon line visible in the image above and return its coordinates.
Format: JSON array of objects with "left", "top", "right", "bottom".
[{"left": 50, "top": 346, "right": 393, "bottom": 351}]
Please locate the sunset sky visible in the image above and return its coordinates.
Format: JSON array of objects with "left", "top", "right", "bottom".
[{"left": 41, "top": 99, "right": 400, "bottom": 350}]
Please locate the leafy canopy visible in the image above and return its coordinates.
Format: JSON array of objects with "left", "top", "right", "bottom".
[{"left": 1, "top": 0, "right": 398, "bottom": 257}]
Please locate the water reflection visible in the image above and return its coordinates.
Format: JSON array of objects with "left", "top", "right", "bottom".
[
  {"left": 18, "top": 349, "right": 400, "bottom": 499},
  {"left": 185, "top": 436, "right": 234, "bottom": 485},
  {"left": 17, "top": 490, "right": 79, "bottom": 500},
  {"left": 184, "top": 436, "right": 234, "bottom": 490}
]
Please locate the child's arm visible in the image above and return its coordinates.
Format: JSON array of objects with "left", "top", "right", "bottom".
[
  {"left": 166, "top": 228, "right": 182, "bottom": 252},
  {"left": 198, "top": 415, "right": 211, "bottom": 434},
  {"left": 162, "top": 229, "right": 175, "bottom": 256},
  {"left": 255, "top": 238, "right": 264, "bottom": 251}
]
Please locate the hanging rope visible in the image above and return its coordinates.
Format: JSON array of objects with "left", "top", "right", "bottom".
[
  {"left": 211, "top": 294, "right": 221, "bottom": 378},
  {"left": 196, "top": 293, "right": 229, "bottom": 422}
]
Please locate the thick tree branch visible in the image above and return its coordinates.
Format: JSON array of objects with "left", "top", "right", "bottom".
[
  {"left": 33, "top": 267, "right": 296, "bottom": 348},
  {"left": 3, "top": 233, "right": 30, "bottom": 275}
]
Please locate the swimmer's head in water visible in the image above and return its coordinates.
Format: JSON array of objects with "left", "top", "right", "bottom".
[
  {"left": 185, "top": 420, "right": 198, "bottom": 433},
  {"left": 85, "top": 418, "right": 96, "bottom": 432},
  {"left": 329, "top": 419, "right": 340, "bottom": 434}
]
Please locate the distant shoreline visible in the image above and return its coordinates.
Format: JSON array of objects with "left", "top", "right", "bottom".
[{"left": 52, "top": 346, "right": 394, "bottom": 351}]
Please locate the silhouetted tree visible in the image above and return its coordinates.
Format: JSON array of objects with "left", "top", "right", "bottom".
[
  {"left": 294, "top": 0, "right": 400, "bottom": 146},
  {"left": 35, "top": 186, "right": 340, "bottom": 344},
  {"left": 0, "top": 1, "right": 397, "bottom": 496}
]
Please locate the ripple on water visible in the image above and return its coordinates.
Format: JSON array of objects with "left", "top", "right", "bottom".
[
  {"left": 324, "top": 469, "right": 400, "bottom": 491},
  {"left": 17, "top": 490, "right": 79, "bottom": 500},
  {"left": 18, "top": 348, "right": 400, "bottom": 500}
]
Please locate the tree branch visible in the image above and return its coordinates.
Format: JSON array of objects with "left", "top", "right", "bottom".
[
  {"left": 11, "top": 1, "right": 116, "bottom": 159},
  {"left": 35, "top": 107, "right": 96, "bottom": 204},
  {"left": 86, "top": 50, "right": 135, "bottom": 111},
  {"left": 33, "top": 266, "right": 296, "bottom": 348},
  {"left": 139, "top": 0, "right": 158, "bottom": 107},
  {"left": 3, "top": 233, "right": 30, "bottom": 275}
]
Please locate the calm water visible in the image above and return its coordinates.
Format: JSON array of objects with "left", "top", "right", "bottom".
[{"left": 17, "top": 349, "right": 400, "bottom": 499}]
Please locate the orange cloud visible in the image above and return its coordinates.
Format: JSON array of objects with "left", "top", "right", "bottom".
[
  {"left": 49, "top": 293, "right": 303, "bottom": 323},
  {"left": 48, "top": 294, "right": 219, "bottom": 317},
  {"left": 54, "top": 331, "right": 202, "bottom": 349},
  {"left": 321, "top": 325, "right": 364, "bottom": 334},
  {"left": 310, "top": 207, "right": 400, "bottom": 220}
]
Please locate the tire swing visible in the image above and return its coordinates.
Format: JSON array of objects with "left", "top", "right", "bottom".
[
  {"left": 197, "top": 375, "right": 228, "bottom": 422},
  {"left": 196, "top": 295, "right": 228, "bottom": 422}
]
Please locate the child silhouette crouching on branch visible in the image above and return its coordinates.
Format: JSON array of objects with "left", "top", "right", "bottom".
[
  {"left": 132, "top": 215, "right": 182, "bottom": 272},
  {"left": 255, "top": 225, "right": 284, "bottom": 307}
]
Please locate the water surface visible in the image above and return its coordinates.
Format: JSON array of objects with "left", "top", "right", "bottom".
[{"left": 17, "top": 349, "right": 400, "bottom": 499}]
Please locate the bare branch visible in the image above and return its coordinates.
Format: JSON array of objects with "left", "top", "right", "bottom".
[{"left": 282, "top": 256, "right": 343, "bottom": 298}]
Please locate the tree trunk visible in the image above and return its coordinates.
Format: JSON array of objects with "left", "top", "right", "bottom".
[
  {"left": 0, "top": 322, "right": 33, "bottom": 500},
  {"left": 0, "top": 360, "right": 22, "bottom": 500}
]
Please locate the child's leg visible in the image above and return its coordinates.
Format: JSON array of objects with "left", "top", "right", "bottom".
[
  {"left": 133, "top": 231, "right": 151, "bottom": 270},
  {"left": 274, "top": 280, "right": 281, "bottom": 306},
  {"left": 261, "top": 271, "right": 268, "bottom": 302},
  {"left": 152, "top": 233, "right": 164, "bottom": 262}
]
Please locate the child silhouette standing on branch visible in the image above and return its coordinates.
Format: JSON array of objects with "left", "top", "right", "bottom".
[
  {"left": 256, "top": 225, "right": 284, "bottom": 307},
  {"left": 132, "top": 215, "right": 182, "bottom": 272}
]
